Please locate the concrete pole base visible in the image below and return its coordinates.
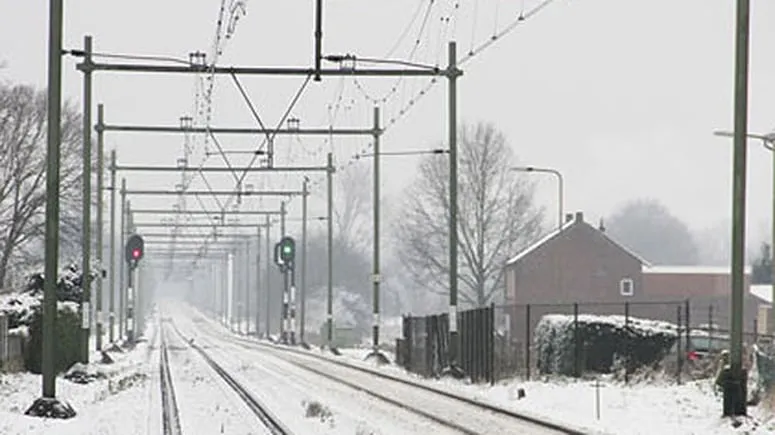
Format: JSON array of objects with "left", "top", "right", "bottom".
[{"left": 722, "top": 369, "right": 748, "bottom": 417}]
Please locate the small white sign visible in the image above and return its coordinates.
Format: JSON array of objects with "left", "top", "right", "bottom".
[
  {"left": 449, "top": 306, "right": 457, "bottom": 332},
  {"left": 82, "top": 302, "right": 90, "bottom": 329}
]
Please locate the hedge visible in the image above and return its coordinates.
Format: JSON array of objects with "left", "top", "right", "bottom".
[
  {"left": 535, "top": 313, "right": 679, "bottom": 376},
  {"left": 24, "top": 302, "right": 81, "bottom": 374}
]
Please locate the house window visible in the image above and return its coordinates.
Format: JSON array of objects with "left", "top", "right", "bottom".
[{"left": 620, "top": 278, "right": 634, "bottom": 296}]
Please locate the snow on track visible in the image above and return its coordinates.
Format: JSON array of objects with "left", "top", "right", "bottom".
[
  {"left": 161, "top": 316, "right": 272, "bottom": 435},
  {"left": 172, "top": 308, "right": 462, "bottom": 434},
  {"left": 170, "top": 303, "right": 574, "bottom": 435}
]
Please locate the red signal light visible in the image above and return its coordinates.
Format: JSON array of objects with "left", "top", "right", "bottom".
[{"left": 132, "top": 248, "right": 141, "bottom": 259}]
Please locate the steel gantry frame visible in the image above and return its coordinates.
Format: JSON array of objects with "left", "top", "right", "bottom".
[
  {"left": 35, "top": 0, "right": 460, "bottom": 411},
  {"left": 76, "top": 34, "right": 463, "bottom": 368},
  {"left": 100, "top": 106, "right": 373, "bottom": 349}
]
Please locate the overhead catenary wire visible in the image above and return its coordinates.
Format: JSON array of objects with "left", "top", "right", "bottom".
[{"left": 311, "top": 0, "right": 560, "bottom": 191}]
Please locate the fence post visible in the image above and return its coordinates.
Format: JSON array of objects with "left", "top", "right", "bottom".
[
  {"left": 429, "top": 315, "right": 435, "bottom": 377},
  {"left": 0, "top": 315, "right": 7, "bottom": 366},
  {"left": 487, "top": 302, "right": 495, "bottom": 386},
  {"left": 525, "top": 304, "right": 531, "bottom": 380},
  {"left": 684, "top": 299, "right": 691, "bottom": 352},
  {"left": 476, "top": 308, "right": 482, "bottom": 382},
  {"left": 676, "top": 305, "right": 682, "bottom": 385},
  {"left": 573, "top": 302, "right": 580, "bottom": 378},
  {"left": 708, "top": 304, "right": 714, "bottom": 354},
  {"left": 624, "top": 301, "right": 630, "bottom": 385}
]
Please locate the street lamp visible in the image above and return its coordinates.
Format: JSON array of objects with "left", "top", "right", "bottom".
[
  {"left": 510, "top": 166, "right": 564, "bottom": 231},
  {"left": 715, "top": 129, "right": 775, "bottom": 335}
]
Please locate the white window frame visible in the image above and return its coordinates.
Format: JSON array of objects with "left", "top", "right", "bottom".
[{"left": 620, "top": 278, "right": 634, "bottom": 296}]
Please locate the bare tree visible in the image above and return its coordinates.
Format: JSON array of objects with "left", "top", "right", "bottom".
[
  {"left": 0, "top": 83, "right": 83, "bottom": 288},
  {"left": 334, "top": 162, "right": 371, "bottom": 252},
  {"left": 394, "top": 122, "right": 544, "bottom": 307}
]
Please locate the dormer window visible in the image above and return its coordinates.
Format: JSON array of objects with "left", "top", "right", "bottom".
[{"left": 620, "top": 278, "right": 634, "bottom": 296}]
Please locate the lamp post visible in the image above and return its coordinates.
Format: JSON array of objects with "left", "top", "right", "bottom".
[
  {"left": 715, "top": 130, "right": 775, "bottom": 336},
  {"left": 511, "top": 166, "right": 564, "bottom": 231},
  {"left": 720, "top": 0, "right": 751, "bottom": 416}
]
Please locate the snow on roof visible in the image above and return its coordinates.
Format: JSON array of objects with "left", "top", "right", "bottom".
[
  {"left": 751, "top": 284, "right": 772, "bottom": 304},
  {"left": 506, "top": 219, "right": 575, "bottom": 266},
  {"left": 642, "top": 265, "right": 753, "bottom": 275}
]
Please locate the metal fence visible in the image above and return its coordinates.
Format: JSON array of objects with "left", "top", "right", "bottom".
[
  {"left": 394, "top": 300, "right": 770, "bottom": 384},
  {"left": 396, "top": 305, "right": 495, "bottom": 384},
  {"left": 494, "top": 300, "right": 771, "bottom": 384},
  {"left": 0, "top": 314, "right": 24, "bottom": 372}
]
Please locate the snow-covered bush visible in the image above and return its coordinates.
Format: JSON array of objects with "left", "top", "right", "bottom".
[
  {"left": 24, "top": 303, "right": 81, "bottom": 374},
  {"left": 0, "top": 264, "right": 93, "bottom": 373},
  {"left": 535, "top": 314, "right": 679, "bottom": 376}
]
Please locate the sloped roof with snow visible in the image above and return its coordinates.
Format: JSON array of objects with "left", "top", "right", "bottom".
[
  {"left": 642, "top": 265, "right": 753, "bottom": 275},
  {"left": 751, "top": 284, "right": 773, "bottom": 305},
  {"left": 505, "top": 219, "right": 575, "bottom": 266},
  {"left": 505, "top": 212, "right": 652, "bottom": 267}
]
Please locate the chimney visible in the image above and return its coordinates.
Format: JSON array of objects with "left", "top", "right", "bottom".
[
  {"left": 565, "top": 213, "right": 574, "bottom": 223},
  {"left": 575, "top": 211, "right": 584, "bottom": 222},
  {"left": 599, "top": 218, "right": 606, "bottom": 232}
]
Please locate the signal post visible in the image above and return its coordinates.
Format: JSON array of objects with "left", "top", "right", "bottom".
[
  {"left": 124, "top": 234, "right": 144, "bottom": 343},
  {"left": 274, "top": 236, "right": 296, "bottom": 344}
]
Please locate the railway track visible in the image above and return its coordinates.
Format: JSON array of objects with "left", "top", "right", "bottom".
[
  {"left": 178, "top": 310, "right": 593, "bottom": 435},
  {"left": 165, "top": 320, "right": 293, "bottom": 435},
  {"left": 159, "top": 320, "right": 183, "bottom": 435}
]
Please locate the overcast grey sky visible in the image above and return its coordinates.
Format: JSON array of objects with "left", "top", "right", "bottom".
[{"left": 2, "top": 0, "right": 775, "bottom": 249}]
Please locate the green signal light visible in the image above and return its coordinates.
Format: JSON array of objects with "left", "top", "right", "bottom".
[{"left": 282, "top": 245, "right": 292, "bottom": 254}]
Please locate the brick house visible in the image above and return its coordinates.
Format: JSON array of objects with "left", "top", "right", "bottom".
[{"left": 504, "top": 211, "right": 759, "bottom": 335}]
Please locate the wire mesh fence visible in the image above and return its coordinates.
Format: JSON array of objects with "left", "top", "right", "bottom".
[
  {"left": 396, "top": 299, "right": 772, "bottom": 385},
  {"left": 494, "top": 300, "right": 773, "bottom": 384}
]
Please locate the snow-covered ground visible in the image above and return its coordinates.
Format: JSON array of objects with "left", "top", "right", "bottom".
[
  {"left": 170, "top": 305, "right": 469, "bottom": 435},
  {"left": 0, "top": 317, "right": 160, "bottom": 435},
  {"left": 2, "top": 300, "right": 774, "bottom": 435},
  {"left": 329, "top": 348, "right": 775, "bottom": 435}
]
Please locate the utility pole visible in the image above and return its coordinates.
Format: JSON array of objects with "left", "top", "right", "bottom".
[
  {"left": 244, "top": 239, "right": 250, "bottom": 335},
  {"left": 95, "top": 103, "right": 104, "bottom": 352},
  {"left": 256, "top": 225, "right": 269, "bottom": 338},
  {"left": 80, "top": 34, "right": 93, "bottom": 364},
  {"left": 446, "top": 41, "right": 463, "bottom": 376},
  {"left": 326, "top": 152, "right": 334, "bottom": 348},
  {"left": 125, "top": 203, "right": 136, "bottom": 342},
  {"left": 314, "top": 0, "right": 322, "bottom": 81},
  {"left": 265, "top": 215, "right": 272, "bottom": 338},
  {"left": 725, "top": 0, "right": 750, "bottom": 417},
  {"left": 231, "top": 248, "right": 237, "bottom": 332},
  {"left": 222, "top": 254, "right": 228, "bottom": 326},
  {"left": 119, "top": 182, "right": 127, "bottom": 340},
  {"left": 300, "top": 178, "right": 308, "bottom": 344},
  {"left": 368, "top": 107, "right": 388, "bottom": 363},
  {"left": 280, "top": 201, "right": 287, "bottom": 236},
  {"left": 108, "top": 149, "right": 117, "bottom": 343},
  {"left": 28, "top": 0, "right": 71, "bottom": 417},
  {"left": 279, "top": 200, "right": 287, "bottom": 340}
]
